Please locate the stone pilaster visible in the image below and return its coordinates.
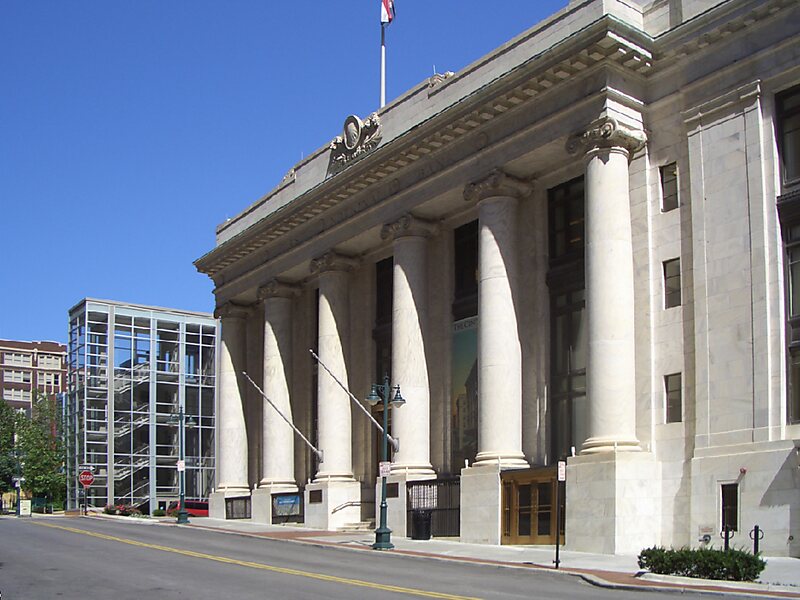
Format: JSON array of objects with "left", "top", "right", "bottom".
[
  {"left": 258, "top": 280, "right": 301, "bottom": 489},
  {"left": 567, "top": 117, "right": 645, "bottom": 453},
  {"left": 309, "top": 251, "right": 359, "bottom": 481},
  {"left": 213, "top": 302, "right": 251, "bottom": 497},
  {"left": 380, "top": 215, "right": 438, "bottom": 477},
  {"left": 464, "top": 169, "right": 531, "bottom": 468}
]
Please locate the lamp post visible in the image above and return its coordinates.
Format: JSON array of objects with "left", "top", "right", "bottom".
[
  {"left": 168, "top": 408, "right": 197, "bottom": 524},
  {"left": 366, "top": 374, "right": 404, "bottom": 551}
]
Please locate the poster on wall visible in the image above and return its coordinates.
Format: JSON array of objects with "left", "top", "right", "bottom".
[{"left": 451, "top": 316, "right": 478, "bottom": 471}]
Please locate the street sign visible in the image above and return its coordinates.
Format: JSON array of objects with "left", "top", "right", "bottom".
[
  {"left": 78, "top": 470, "right": 95, "bottom": 488},
  {"left": 78, "top": 464, "right": 95, "bottom": 473},
  {"left": 557, "top": 460, "right": 567, "bottom": 482},
  {"left": 176, "top": 460, "right": 185, "bottom": 472},
  {"left": 378, "top": 461, "right": 391, "bottom": 478}
]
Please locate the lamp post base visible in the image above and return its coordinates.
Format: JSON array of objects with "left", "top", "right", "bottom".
[
  {"left": 372, "top": 525, "right": 394, "bottom": 551},
  {"left": 176, "top": 509, "right": 190, "bottom": 525}
]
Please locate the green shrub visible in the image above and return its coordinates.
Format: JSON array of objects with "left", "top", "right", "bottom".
[
  {"left": 103, "top": 504, "right": 116, "bottom": 515},
  {"left": 152, "top": 508, "right": 166, "bottom": 517},
  {"left": 638, "top": 546, "right": 765, "bottom": 582}
]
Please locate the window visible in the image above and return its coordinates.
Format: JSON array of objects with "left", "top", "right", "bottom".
[
  {"left": 665, "top": 373, "right": 682, "bottom": 423},
  {"left": 663, "top": 258, "right": 681, "bottom": 308},
  {"left": 660, "top": 163, "right": 679, "bottom": 212},
  {"left": 37, "top": 372, "right": 60, "bottom": 388},
  {"left": 4, "top": 370, "right": 30, "bottom": 384},
  {"left": 38, "top": 354, "right": 61, "bottom": 369},
  {"left": 721, "top": 483, "right": 738, "bottom": 532},
  {"left": 453, "top": 220, "right": 478, "bottom": 319},
  {"left": 4, "top": 352, "right": 32, "bottom": 367},
  {"left": 3, "top": 389, "right": 32, "bottom": 403},
  {"left": 778, "top": 201, "right": 800, "bottom": 424},
  {"left": 548, "top": 177, "right": 585, "bottom": 266},
  {"left": 777, "top": 85, "right": 800, "bottom": 187}
]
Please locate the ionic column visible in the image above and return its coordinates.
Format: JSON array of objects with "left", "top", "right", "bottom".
[
  {"left": 258, "top": 280, "right": 300, "bottom": 489},
  {"left": 310, "top": 251, "right": 359, "bottom": 481},
  {"left": 214, "top": 303, "right": 250, "bottom": 496},
  {"left": 380, "top": 215, "right": 438, "bottom": 477},
  {"left": 567, "top": 117, "right": 645, "bottom": 454},
  {"left": 464, "top": 169, "right": 531, "bottom": 468}
]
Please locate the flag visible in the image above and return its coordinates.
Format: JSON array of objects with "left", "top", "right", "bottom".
[{"left": 381, "top": 0, "right": 395, "bottom": 25}]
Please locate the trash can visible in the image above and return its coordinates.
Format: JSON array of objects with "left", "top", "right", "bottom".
[{"left": 411, "top": 509, "right": 432, "bottom": 540}]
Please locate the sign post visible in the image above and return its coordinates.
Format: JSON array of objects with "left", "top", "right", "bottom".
[
  {"left": 79, "top": 470, "right": 95, "bottom": 515},
  {"left": 554, "top": 460, "right": 567, "bottom": 569}
]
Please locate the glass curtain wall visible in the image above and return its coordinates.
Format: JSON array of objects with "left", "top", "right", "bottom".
[{"left": 66, "top": 300, "right": 216, "bottom": 512}]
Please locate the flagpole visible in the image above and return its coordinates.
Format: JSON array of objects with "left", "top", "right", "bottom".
[{"left": 380, "top": 23, "right": 386, "bottom": 108}]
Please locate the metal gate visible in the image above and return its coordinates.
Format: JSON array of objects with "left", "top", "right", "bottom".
[{"left": 406, "top": 478, "right": 460, "bottom": 538}]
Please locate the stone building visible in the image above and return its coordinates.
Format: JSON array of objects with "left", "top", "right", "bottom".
[{"left": 196, "top": 0, "right": 800, "bottom": 555}]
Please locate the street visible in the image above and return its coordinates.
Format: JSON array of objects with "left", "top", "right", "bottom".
[{"left": 0, "top": 516, "right": 753, "bottom": 599}]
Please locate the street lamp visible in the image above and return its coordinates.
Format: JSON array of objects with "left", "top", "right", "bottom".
[
  {"left": 168, "top": 408, "right": 197, "bottom": 524},
  {"left": 365, "top": 374, "right": 404, "bottom": 551}
]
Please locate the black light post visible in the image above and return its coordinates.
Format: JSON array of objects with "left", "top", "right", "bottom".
[
  {"left": 366, "top": 374, "right": 404, "bottom": 551},
  {"left": 168, "top": 408, "right": 196, "bottom": 524}
]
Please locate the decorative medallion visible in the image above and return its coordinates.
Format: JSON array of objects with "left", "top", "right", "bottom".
[{"left": 329, "top": 113, "right": 382, "bottom": 173}]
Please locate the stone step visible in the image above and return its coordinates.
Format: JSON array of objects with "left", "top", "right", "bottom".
[{"left": 338, "top": 521, "right": 375, "bottom": 533}]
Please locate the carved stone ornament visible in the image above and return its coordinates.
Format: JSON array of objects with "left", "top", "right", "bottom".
[
  {"left": 380, "top": 214, "right": 439, "bottom": 241},
  {"left": 257, "top": 279, "right": 301, "bottom": 301},
  {"left": 329, "top": 113, "right": 382, "bottom": 173},
  {"left": 463, "top": 168, "right": 533, "bottom": 203},
  {"left": 566, "top": 117, "right": 647, "bottom": 158},
  {"left": 309, "top": 251, "right": 360, "bottom": 275},
  {"left": 428, "top": 71, "right": 455, "bottom": 89},
  {"left": 213, "top": 302, "right": 250, "bottom": 320}
]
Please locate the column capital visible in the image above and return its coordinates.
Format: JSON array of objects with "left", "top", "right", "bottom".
[
  {"left": 566, "top": 117, "right": 646, "bottom": 158},
  {"left": 380, "top": 214, "right": 439, "bottom": 241},
  {"left": 310, "top": 251, "right": 360, "bottom": 275},
  {"left": 463, "top": 169, "right": 533, "bottom": 203},
  {"left": 257, "top": 279, "right": 301, "bottom": 301},
  {"left": 213, "top": 302, "right": 251, "bottom": 320}
]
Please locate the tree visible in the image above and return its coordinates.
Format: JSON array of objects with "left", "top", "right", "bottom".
[
  {"left": 0, "top": 399, "right": 18, "bottom": 495},
  {"left": 16, "top": 392, "right": 65, "bottom": 502}
]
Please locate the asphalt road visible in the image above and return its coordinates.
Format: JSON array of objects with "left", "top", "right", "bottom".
[{"left": 0, "top": 516, "right": 748, "bottom": 599}]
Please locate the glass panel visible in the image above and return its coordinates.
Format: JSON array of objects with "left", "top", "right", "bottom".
[
  {"left": 537, "top": 483, "right": 552, "bottom": 536},
  {"left": 721, "top": 484, "right": 738, "bottom": 531},
  {"left": 518, "top": 484, "right": 532, "bottom": 537},
  {"left": 665, "top": 373, "right": 682, "bottom": 423}
]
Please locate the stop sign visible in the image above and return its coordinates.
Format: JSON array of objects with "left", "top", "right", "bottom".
[{"left": 78, "top": 470, "right": 95, "bottom": 488}]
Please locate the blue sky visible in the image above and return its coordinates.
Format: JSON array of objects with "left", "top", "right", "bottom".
[{"left": 1, "top": 1, "right": 565, "bottom": 344}]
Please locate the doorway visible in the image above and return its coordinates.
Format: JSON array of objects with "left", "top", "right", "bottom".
[{"left": 501, "top": 468, "right": 562, "bottom": 545}]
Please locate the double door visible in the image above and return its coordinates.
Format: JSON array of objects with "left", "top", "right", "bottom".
[{"left": 501, "top": 468, "right": 562, "bottom": 545}]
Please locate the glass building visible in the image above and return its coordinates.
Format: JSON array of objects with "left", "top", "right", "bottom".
[{"left": 64, "top": 299, "right": 217, "bottom": 513}]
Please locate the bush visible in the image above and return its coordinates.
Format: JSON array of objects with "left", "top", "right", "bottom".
[
  {"left": 638, "top": 546, "right": 765, "bottom": 582},
  {"left": 103, "top": 504, "right": 116, "bottom": 515},
  {"left": 115, "top": 504, "right": 140, "bottom": 517},
  {"left": 152, "top": 508, "right": 166, "bottom": 517}
]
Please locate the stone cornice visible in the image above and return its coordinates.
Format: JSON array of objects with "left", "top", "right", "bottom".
[
  {"left": 309, "top": 251, "right": 360, "bottom": 275},
  {"left": 566, "top": 117, "right": 646, "bottom": 158},
  {"left": 463, "top": 169, "right": 533, "bottom": 203},
  {"left": 257, "top": 279, "right": 301, "bottom": 301},
  {"left": 213, "top": 302, "right": 251, "bottom": 321},
  {"left": 197, "top": 0, "right": 794, "bottom": 280},
  {"left": 380, "top": 214, "right": 439, "bottom": 241},
  {"left": 194, "top": 17, "right": 657, "bottom": 279}
]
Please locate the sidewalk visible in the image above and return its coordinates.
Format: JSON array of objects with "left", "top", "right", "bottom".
[{"left": 148, "top": 516, "right": 800, "bottom": 598}]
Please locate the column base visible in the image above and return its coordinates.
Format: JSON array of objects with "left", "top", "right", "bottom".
[
  {"left": 304, "top": 480, "right": 361, "bottom": 531},
  {"left": 459, "top": 465, "right": 502, "bottom": 544},
  {"left": 208, "top": 488, "right": 251, "bottom": 520},
  {"left": 565, "top": 451, "right": 659, "bottom": 554},
  {"left": 251, "top": 484, "right": 299, "bottom": 524},
  {"left": 389, "top": 463, "right": 435, "bottom": 478},
  {"left": 472, "top": 451, "right": 529, "bottom": 469},
  {"left": 580, "top": 436, "right": 641, "bottom": 454}
]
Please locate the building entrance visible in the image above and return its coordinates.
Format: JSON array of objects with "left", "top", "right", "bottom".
[{"left": 501, "top": 467, "right": 562, "bottom": 545}]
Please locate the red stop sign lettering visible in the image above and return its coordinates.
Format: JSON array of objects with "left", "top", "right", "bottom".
[{"left": 79, "top": 470, "right": 95, "bottom": 488}]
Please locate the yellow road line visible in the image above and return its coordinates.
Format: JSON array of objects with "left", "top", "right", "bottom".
[{"left": 32, "top": 521, "right": 480, "bottom": 600}]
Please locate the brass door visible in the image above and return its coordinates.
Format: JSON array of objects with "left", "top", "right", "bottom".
[{"left": 502, "top": 469, "right": 560, "bottom": 545}]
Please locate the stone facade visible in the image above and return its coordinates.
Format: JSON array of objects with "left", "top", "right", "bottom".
[{"left": 197, "top": 0, "right": 800, "bottom": 555}]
